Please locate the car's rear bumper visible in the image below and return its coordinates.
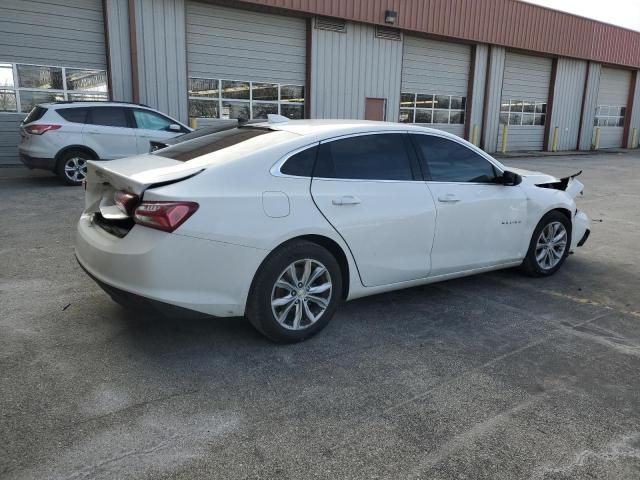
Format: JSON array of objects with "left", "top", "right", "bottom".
[
  {"left": 19, "top": 152, "right": 55, "bottom": 170},
  {"left": 75, "top": 213, "right": 267, "bottom": 317}
]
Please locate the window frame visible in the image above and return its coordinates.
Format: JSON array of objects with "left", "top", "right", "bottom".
[
  {"left": 399, "top": 93, "right": 466, "bottom": 126},
  {"left": 499, "top": 99, "right": 547, "bottom": 126},
  {"left": 408, "top": 132, "right": 505, "bottom": 184},
  {"left": 0, "top": 61, "right": 109, "bottom": 114},
  {"left": 188, "top": 76, "right": 305, "bottom": 120},
  {"left": 593, "top": 105, "right": 626, "bottom": 128}
]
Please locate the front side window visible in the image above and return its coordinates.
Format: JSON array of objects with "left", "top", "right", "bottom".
[
  {"left": 412, "top": 134, "right": 497, "bottom": 183},
  {"left": 88, "top": 107, "right": 129, "bottom": 128},
  {"left": 400, "top": 93, "right": 466, "bottom": 125},
  {"left": 315, "top": 134, "right": 415, "bottom": 181},
  {"left": 499, "top": 100, "right": 546, "bottom": 126},
  {"left": 188, "top": 77, "right": 304, "bottom": 120},
  {"left": 0, "top": 62, "right": 108, "bottom": 113},
  {"left": 133, "top": 109, "right": 174, "bottom": 130}
]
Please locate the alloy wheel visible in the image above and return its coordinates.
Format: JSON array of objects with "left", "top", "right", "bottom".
[
  {"left": 64, "top": 157, "right": 87, "bottom": 183},
  {"left": 270, "top": 258, "right": 333, "bottom": 330},
  {"left": 535, "top": 221, "right": 567, "bottom": 270}
]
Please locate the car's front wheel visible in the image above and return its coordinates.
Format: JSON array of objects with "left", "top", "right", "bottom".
[
  {"left": 521, "top": 210, "right": 572, "bottom": 276},
  {"left": 247, "top": 240, "right": 342, "bottom": 343},
  {"left": 56, "top": 149, "right": 93, "bottom": 186}
]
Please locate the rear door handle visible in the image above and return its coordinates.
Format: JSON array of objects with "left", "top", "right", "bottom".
[
  {"left": 438, "top": 194, "right": 460, "bottom": 203},
  {"left": 332, "top": 195, "right": 361, "bottom": 206}
]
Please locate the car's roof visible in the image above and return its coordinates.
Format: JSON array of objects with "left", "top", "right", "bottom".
[{"left": 40, "top": 102, "right": 153, "bottom": 109}]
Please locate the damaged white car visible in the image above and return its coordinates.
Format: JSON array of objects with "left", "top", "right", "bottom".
[{"left": 75, "top": 119, "right": 590, "bottom": 342}]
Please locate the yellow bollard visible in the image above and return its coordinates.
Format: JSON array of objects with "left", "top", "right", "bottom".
[
  {"left": 189, "top": 117, "right": 198, "bottom": 129},
  {"left": 552, "top": 126, "right": 559, "bottom": 152},
  {"left": 471, "top": 124, "right": 478, "bottom": 146},
  {"left": 501, "top": 124, "right": 508, "bottom": 154},
  {"left": 593, "top": 127, "right": 601, "bottom": 150},
  {"left": 632, "top": 128, "right": 638, "bottom": 149}
]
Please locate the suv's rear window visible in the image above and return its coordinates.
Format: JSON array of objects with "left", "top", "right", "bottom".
[
  {"left": 153, "top": 127, "right": 273, "bottom": 161},
  {"left": 57, "top": 107, "right": 89, "bottom": 124},
  {"left": 23, "top": 106, "right": 47, "bottom": 124}
]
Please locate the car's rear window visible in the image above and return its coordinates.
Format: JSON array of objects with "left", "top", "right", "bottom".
[
  {"left": 152, "top": 127, "right": 273, "bottom": 162},
  {"left": 57, "top": 107, "right": 89, "bottom": 124},
  {"left": 23, "top": 106, "right": 47, "bottom": 124}
]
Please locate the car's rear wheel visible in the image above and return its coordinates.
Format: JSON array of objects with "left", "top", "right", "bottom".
[
  {"left": 56, "top": 149, "right": 93, "bottom": 186},
  {"left": 521, "top": 211, "right": 572, "bottom": 276},
  {"left": 247, "top": 240, "right": 342, "bottom": 343}
]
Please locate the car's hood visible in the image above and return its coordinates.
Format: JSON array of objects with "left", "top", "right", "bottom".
[
  {"left": 503, "top": 166, "right": 558, "bottom": 184},
  {"left": 504, "top": 166, "right": 584, "bottom": 199}
]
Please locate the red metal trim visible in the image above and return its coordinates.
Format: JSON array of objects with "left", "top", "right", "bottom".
[
  {"left": 101, "top": 0, "right": 113, "bottom": 100},
  {"left": 480, "top": 46, "right": 495, "bottom": 151},
  {"left": 576, "top": 61, "right": 591, "bottom": 150},
  {"left": 464, "top": 44, "right": 476, "bottom": 140},
  {"left": 622, "top": 70, "right": 637, "bottom": 148},
  {"left": 128, "top": 0, "right": 140, "bottom": 104},
  {"left": 543, "top": 57, "right": 558, "bottom": 151},
  {"left": 305, "top": 17, "right": 312, "bottom": 119},
  {"left": 238, "top": 0, "right": 640, "bottom": 69}
]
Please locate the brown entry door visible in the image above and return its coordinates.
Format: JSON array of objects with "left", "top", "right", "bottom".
[{"left": 364, "top": 98, "right": 386, "bottom": 121}]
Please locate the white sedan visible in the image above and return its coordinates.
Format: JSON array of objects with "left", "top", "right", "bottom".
[{"left": 76, "top": 117, "right": 590, "bottom": 342}]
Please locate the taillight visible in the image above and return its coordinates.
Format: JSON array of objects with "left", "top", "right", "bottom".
[
  {"left": 133, "top": 202, "right": 199, "bottom": 232},
  {"left": 24, "top": 124, "right": 62, "bottom": 135},
  {"left": 114, "top": 190, "right": 140, "bottom": 216}
]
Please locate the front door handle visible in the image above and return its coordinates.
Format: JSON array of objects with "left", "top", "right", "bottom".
[
  {"left": 438, "top": 194, "right": 460, "bottom": 203},
  {"left": 332, "top": 195, "right": 361, "bottom": 206}
]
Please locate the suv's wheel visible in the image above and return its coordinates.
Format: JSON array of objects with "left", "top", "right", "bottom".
[
  {"left": 56, "top": 149, "right": 93, "bottom": 186},
  {"left": 521, "top": 211, "right": 572, "bottom": 277},
  {"left": 247, "top": 240, "right": 342, "bottom": 343}
]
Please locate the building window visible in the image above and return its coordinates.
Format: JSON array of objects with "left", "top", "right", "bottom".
[
  {"left": 188, "top": 77, "right": 304, "bottom": 120},
  {"left": 499, "top": 100, "right": 546, "bottom": 126},
  {"left": 594, "top": 105, "right": 626, "bottom": 127},
  {"left": 0, "top": 62, "right": 108, "bottom": 113},
  {"left": 399, "top": 93, "right": 466, "bottom": 125}
]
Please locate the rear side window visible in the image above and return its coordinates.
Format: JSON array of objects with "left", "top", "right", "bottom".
[
  {"left": 88, "top": 107, "right": 129, "bottom": 128},
  {"left": 153, "top": 127, "right": 272, "bottom": 161},
  {"left": 57, "top": 107, "right": 88, "bottom": 124},
  {"left": 412, "top": 134, "right": 497, "bottom": 183},
  {"left": 23, "top": 106, "right": 47, "bottom": 124},
  {"left": 314, "top": 134, "right": 415, "bottom": 181},
  {"left": 280, "top": 146, "right": 317, "bottom": 177}
]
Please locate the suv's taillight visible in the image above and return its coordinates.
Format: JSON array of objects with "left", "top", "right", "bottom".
[
  {"left": 24, "top": 124, "right": 61, "bottom": 135},
  {"left": 133, "top": 202, "right": 199, "bottom": 232}
]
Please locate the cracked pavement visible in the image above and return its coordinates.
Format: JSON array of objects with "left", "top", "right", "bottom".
[{"left": 1, "top": 151, "right": 639, "bottom": 479}]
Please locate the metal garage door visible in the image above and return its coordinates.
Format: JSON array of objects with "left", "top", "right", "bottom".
[
  {"left": 400, "top": 37, "right": 471, "bottom": 137},
  {"left": 497, "top": 52, "right": 552, "bottom": 152},
  {"left": 593, "top": 67, "right": 631, "bottom": 149},
  {"left": 0, "top": 0, "right": 107, "bottom": 165},
  {"left": 186, "top": 2, "right": 306, "bottom": 121}
]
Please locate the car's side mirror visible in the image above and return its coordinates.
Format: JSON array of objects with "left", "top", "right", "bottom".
[
  {"left": 500, "top": 170, "right": 522, "bottom": 186},
  {"left": 168, "top": 123, "right": 182, "bottom": 132}
]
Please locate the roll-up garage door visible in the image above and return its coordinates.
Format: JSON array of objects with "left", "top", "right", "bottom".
[
  {"left": 593, "top": 67, "right": 631, "bottom": 149},
  {"left": 400, "top": 37, "right": 471, "bottom": 137},
  {"left": 497, "top": 52, "right": 552, "bottom": 152},
  {"left": 0, "top": 0, "right": 107, "bottom": 164},
  {"left": 186, "top": 2, "right": 306, "bottom": 122}
]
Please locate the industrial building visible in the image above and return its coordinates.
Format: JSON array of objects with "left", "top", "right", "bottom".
[{"left": 1, "top": 0, "right": 640, "bottom": 166}]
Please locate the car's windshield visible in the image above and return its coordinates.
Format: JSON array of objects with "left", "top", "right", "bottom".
[{"left": 152, "top": 126, "right": 274, "bottom": 162}]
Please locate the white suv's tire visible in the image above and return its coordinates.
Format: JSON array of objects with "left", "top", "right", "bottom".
[{"left": 56, "top": 149, "right": 92, "bottom": 186}]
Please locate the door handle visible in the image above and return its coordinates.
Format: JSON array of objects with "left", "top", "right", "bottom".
[
  {"left": 332, "top": 195, "right": 361, "bottom": 206},
  {"left": 438, "top": 194, "right": 460, "bottom": 203}
]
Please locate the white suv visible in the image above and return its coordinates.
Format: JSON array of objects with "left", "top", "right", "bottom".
[{"left": 18, "top": 102, "right": 192, "bottom": 185}]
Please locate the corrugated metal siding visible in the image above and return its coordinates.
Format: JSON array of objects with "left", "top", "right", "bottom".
[
  {"left": 104, "top": 0, "right": 133, "bottom": 102},
  {"left": 311, "top": 21, "right": 402, "bottom": 121},
  {"left": 134, "top": 0, "right": 188, "bottom": 123},
  {"left": 0, "top": 114, "right": 25, "bottom": 166},
  {"left": 186, "top": 2, "right": 306, "bottom": 84},
  {"left": 482, "top": 46, "right": 505, "bottom": 153},
  {"left": 240, "top": 0, "right": 640, "bottom": 69},
  {"left": 594, "top": 67, "right": 631, "bottom": 149},
  {"left": 497, "top": 52, "right": 552, "bottom": 152},
  {"left": 548, "top": 58, "right": 587, "bottom": 151},
  {"left": 628, "top": 72, "right": 640, "bottom": 148},
  {"left": 468, "top": 44, "right": 489, "bottom": 146},
  {"left": 401, "top": 36, "right": 470, "bottom": 137},
  {"left": 579, "top": 62, "right": 601, "bottom": 151},
  {"left": 0, "top": 0, "right": 106, "bottom": 68}
]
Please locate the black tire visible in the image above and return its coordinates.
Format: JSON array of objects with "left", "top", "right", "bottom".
[
  {"left": 246, "top": 240, "right": 343, "bottom": 343},
  {"left": 56, "top": 149, "right": 93, "bottom": 186},
  {"left": 521, "top": 210, "right": 572, "bottom": 277}
]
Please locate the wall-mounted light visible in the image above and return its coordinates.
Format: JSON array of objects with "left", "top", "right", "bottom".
[{"left": 385, "top": 10, "right": 397, "bottom": 24}]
